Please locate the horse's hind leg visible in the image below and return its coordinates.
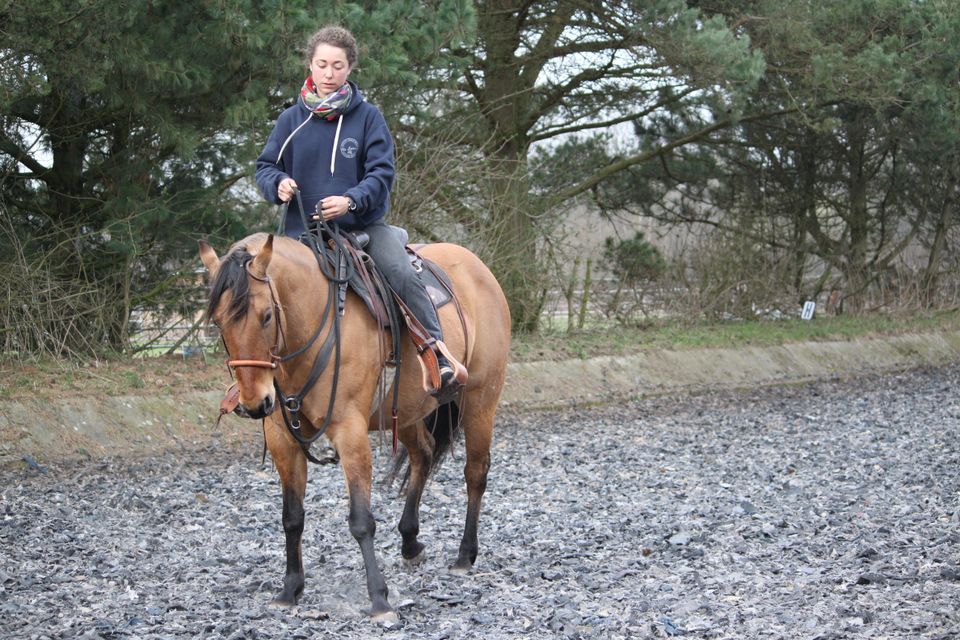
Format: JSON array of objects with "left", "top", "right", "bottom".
[
  {"left": 263, "top": 416, "right": 308, "bottom": 605},
  {"left": 397, "top": 423, "right": 433, "bottom": 563},
  {"left": 451, "top": 399, "right": 495, "bottom": 573}
]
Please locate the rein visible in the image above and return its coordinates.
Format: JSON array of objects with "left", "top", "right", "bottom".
[
  {"left": 225, "top": 190, "right": 355, "bottom": 462},
  {"left": 276, "top": 194, "right": 353, "bottom": 456}
]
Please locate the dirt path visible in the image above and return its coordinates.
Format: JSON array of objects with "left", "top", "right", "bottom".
[{"left": 3, "top": 365, "right": 958, "bottom": 638}]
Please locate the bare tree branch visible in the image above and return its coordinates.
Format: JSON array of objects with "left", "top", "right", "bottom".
[
  {"left": 552, "top": 106, "right": 811, "bottom": 204},
  {"left": 0, "top": 131, "right": 49, "bottom": 178}
]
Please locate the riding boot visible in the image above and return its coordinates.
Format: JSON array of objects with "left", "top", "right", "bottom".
[
  {"left": 432, "top": 339, "right": 468, "bottom": 392},
  {"left": 437, "top": 354, "right": 455, "bottom": 385}
]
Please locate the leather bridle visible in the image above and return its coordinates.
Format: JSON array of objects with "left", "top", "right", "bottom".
[{"left": 220, "top": 219, "right": 354, "bottom": 463}]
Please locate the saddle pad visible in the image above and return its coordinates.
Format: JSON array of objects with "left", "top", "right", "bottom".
[
  {"left": 416, "top": 254, "right": 454, "bottom": 310},
  {"left": 353, "top": 252, "right": 453, "bottom": 325},
  {"left": 416, "top": 254, "right": 453, "bottom": 309}
]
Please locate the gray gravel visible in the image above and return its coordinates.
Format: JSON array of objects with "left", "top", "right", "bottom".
[{"left": 2, "top": 364, "right": 959, "bottom": 639}]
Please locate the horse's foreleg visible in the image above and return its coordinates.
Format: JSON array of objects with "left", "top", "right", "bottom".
[
  {"left": 397, "top": 425, "right": 433, "bottom": 562},
  {"left": 264, "top": 416, "right": 308, "bottom": 605},
  {"left": 331, "top": 423, "right": 395, "bottom": 620},
  {"left": 451, "top": 406, "right": 494, "bottom": 573}
]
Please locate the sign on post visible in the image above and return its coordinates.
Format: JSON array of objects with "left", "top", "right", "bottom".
[{"left": 801, "top": 301, "right": 816, "bottom": 320}]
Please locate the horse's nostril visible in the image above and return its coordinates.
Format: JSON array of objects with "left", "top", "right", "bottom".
[{"left": 263, "top": 395, "right": 275, "bottom": 415}]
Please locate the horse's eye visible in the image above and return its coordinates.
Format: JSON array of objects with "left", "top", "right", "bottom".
[{"left": 262, "top": 308, "right": 273, "bottom": 327}]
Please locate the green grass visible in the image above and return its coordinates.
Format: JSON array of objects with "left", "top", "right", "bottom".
[
  {"left": 3, "top": 310, "right": 958, "bottom": 400},
  {"left": 0, "top": 354, "right": 220, "bottom": 401},
  {"left": 121, "top": 371, "right": 146, "bottom": 389},
  {"left": 509, "top": 309, "right": 960, "bottom": 362}
]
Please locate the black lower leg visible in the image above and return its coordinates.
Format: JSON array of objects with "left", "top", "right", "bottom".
[
  {"left": 454, "top": 499, "right": 482, "bottom": 570},
  {"left": 348, "top": 488, "right": 392, "bottom": 616},
  {"left": 454, "top": 460, "right": 488, "bottom": 571},
  {"left": 275, "top": 486, "right": 305, "bottom": 604},
  {"left": 398, "top": 489, "right": 426, "bottom": 560}
]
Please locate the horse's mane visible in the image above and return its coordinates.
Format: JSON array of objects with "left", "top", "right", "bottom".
[{"left": 206, "top": 245, "right": 255, "bottom": 324}]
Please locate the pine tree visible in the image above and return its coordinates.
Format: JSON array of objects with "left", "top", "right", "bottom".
[{"left": 0, "top": 0, "right": 473, "bottom": 354}]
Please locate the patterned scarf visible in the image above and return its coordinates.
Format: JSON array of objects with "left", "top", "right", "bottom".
[{"left": 300, "top": 77, "right": 353, "bottom": 121}]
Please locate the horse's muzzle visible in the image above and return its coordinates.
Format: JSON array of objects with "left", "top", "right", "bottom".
[{"left": 235, "top": 394, "right": 275, "bottom": 420}]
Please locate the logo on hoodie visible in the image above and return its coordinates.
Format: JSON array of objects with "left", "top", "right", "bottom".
[{"left": 340, "top": 137, "right": 359, "bottom": 159}]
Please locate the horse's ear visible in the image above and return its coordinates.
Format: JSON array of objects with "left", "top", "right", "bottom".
[
  {"left": 198, "top": 239, "right": 220, "bottom": 276},
  {"left": 250, "top": 234, "right": 274, "bottom": 278}
]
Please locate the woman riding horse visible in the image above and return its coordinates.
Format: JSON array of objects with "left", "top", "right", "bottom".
[
  {"left": 254, "top": 25, "right": 465, "bottom": 392},
  {"left": 202, "top": 25, "right": 511, "bottom": 622}
]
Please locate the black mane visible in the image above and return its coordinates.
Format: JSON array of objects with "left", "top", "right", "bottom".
[{"left": 206, "top": 247, "right": 254, "bottom": 324}]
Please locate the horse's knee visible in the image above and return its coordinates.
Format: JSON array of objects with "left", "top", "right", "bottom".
[
  {"left": 349, "top": 510, "right": 376, "bottom": 541},
  {"left": 282, "top": 487, "right": 305, "bottom": 534},
  {"left": 348, "top": 495, "right": 376, "bottom": 541}
]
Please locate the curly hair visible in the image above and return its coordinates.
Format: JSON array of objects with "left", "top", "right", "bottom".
[{"left": 304, "top": 26, "right": 358, "bottom": 68}]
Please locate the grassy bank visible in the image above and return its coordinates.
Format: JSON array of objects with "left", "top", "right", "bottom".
[
  {"left": 510, "top": 309, "right": 960, "bottom": 362},
  {"left": 4, "top": 310, "right": 959, "bottom": 400}
]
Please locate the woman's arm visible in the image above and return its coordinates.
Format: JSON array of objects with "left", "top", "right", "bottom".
[
  {"left": 255, "top": 115, "right": 295, "bottom": 204},
  {"left": 343, "top": 109, "right": 395, "bottom": 220}
]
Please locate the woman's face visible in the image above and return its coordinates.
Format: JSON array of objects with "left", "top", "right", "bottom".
[{"left": 310, "top": 44, "right": 352, "bottom": 95}]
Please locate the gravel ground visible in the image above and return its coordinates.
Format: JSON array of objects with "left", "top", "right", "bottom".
[{"left": 2, "top": 364, "right": 959, "bottom": 639}]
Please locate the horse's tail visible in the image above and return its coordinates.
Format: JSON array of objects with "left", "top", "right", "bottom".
[{"left": 387, "top": 401, "right": 462, "bottom": 494}]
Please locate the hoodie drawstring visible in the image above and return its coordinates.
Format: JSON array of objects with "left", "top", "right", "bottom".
[
  {"left": 330, "top": 114, "right": 343, "bottom": 175},
  {"left": 277, "top": 112, "right": 313, "bottom": 166}
]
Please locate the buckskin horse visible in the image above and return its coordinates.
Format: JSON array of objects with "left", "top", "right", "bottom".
[{"left": 199, "top": 231, "right": 510, "bottom": 621}]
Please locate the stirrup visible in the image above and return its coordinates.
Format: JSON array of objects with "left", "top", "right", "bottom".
[{"left": 431, "top": 340, "right": 467, "bottom": 399}]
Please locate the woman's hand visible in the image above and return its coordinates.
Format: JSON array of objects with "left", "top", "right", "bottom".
[
  {"left": 277, "top": 178, "right": 298, "bottom": 202},
  {"left": 314, "top": 195, "right": 352, "bottom": 221}
]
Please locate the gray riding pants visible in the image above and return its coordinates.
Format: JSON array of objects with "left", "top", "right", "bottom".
[{"left": 362, "top": 221, "right": 443, "bottom": 341}]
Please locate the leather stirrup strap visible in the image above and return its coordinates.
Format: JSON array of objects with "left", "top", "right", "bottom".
[{"left": 391, "top": 292, "right": 442, "bottom": 391}]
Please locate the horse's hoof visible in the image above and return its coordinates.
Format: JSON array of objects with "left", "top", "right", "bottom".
[
  {"left": 370, "top": 609, "right": 400, "bottom": 626},
  {"left": 403, "top": 547, "right": 427, "bottom": 568},
  {"left": 316, "top": 446, "right": 340, "bottom": 465},
  {"left": 269, "top": 597, "right": 296, "bottom": 609},
  {"left": 447, "top": 561, "right": 473, "bottom": 576},
  {"left": 269, "top": 590, "right": 300, "bottom": 608}
]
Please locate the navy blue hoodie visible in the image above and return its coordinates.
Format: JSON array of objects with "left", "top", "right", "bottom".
[{"left": 255, "top": 81, "right": 395, "bottom": 236}]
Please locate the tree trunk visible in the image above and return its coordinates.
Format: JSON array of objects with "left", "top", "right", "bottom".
[
  {"left": 42, "top": 74, "right": 131, "bottom": 351},
  {"left": 577, "top": 258, "right": 592, "bottom": 331},
  {"left": 842, "top": 111, "right": 871, "bottom": 314},
  {"left": 793, "top": 132, "right": 817, "bottom": 301},
  {"left": 920, "top": 168, "right": 957, "bottom": 308},
  {"left": 475, "top": 1, "right": 545, "bottom": 331},
  {"left": 45, "top": 76, "right": 89, "bottom": 228}
]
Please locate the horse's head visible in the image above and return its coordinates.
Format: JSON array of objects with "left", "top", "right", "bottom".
[{"left": 200, "top": 233, "right": 280, "bottom": 419}]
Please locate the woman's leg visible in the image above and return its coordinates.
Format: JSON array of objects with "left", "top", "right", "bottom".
[
  {"left": 362, "top": 222, "right": 464, "bottom": 389},
  {"left": 363, "top": 222, "right": 442, "bottom": 339}
]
